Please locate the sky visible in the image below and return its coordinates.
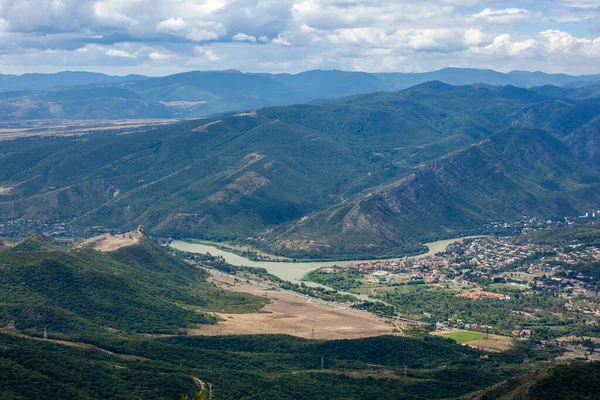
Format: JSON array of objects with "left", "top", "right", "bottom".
[{"left": 0, "top": 0, "right": 599, "bottom": 76}]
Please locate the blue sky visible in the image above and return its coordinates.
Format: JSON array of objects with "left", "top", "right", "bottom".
[{"left": 0, "top": 0, "right": 599, "bottom": 75}]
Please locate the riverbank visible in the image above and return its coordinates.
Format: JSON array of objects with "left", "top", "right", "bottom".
[{"left": 170, "top": 235, "right": 487, "bottom": 283}]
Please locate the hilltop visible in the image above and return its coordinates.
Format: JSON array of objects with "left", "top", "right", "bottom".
[
  {"left": 9, "top": 233, "right": 64, "bottom": 252},
  {"left": 75, "top": 229, "right": 145, "bottom": 252}
]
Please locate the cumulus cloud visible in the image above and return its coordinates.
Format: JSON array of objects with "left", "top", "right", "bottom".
[
  {"left": 561, "top": 0, "right": 600, "bottom": 9},
  {"left": 149, "top": 51, "right": 172, "bottom": 60},
  {"left": 232, "top": 32, "right": 257, "bottom": 42},
  {"left": 156, "top": 17, "right": 188, "bottom": 33},
  {"left": 195, "top": 46, "right": 221, "bottom": 62},
  {"left": 105, "top": 49, "right": 137, "bottom": 58},
  {"left": 472, "top": 8, "right": 530, "bottom": 23},
  {"left": 0, "top": 0, "right": 598, "bottom": 75}
]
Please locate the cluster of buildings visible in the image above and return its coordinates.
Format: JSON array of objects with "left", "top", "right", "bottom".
[
  {"left": 0, "top": 218, "right": 76, "bottom": 238},
  {"left": 457, "top": 290, "right": 510, "bottom": 300},
  {"left": 484, "top": 213, "right": 600, "bottom": 234},
  {"left": 337, "top": 230, "right": 599, "bottom": 303}
]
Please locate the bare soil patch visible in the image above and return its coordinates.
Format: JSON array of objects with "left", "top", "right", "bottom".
[
  {"left": 0, "top": 119, "right": 177, "bottom": 141},
  {"left": 189, "top": 273, "right": 394, "bottom": 340},
  {"left": 76, "top": 231, "right": 143, "bottom": 252},
  {"left": 192, "top": 120, "right": 222, "bottom": 132},
  {"left": 467, "top": 337, "right": 515, "bottom": 352},
  {"left": 556, "top": 347, "right": 600, "bottom": 362}
]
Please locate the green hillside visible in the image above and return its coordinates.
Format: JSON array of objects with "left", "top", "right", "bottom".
[
  {"left": 273, "top": 128, "right": 600, "bottom": 257},
  {"left": 518, "top": 224, "right": 600, "bottom": 246},
  {"left": 1, "top": 83, "right": 600, "bottom": 257},
  {"left": 461, "top": 362, "right": 600, "bottom": 400},
  {"left": 0, "top": 235, "right": 266, "bottom": 335},
  {"left": 9, "top": 233, "right": 65, "bottom": 252},
  {"left": 0, "top": 331, "right": 535, "bottom": 400}
]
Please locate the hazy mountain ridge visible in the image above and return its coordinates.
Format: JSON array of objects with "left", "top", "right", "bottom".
[{"left": 2, "top": 68, "right": 600, "bottom": 120}]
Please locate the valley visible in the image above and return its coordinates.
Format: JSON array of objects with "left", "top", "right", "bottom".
[
  {"left": 0, "top": 229, "right": 550, "bottom": 399},
  {"left": 2, "top": 81, "right": 600, "bottom": 259},
  {"left": 2, "top": 71, "right": 600, "bottom": 399}
]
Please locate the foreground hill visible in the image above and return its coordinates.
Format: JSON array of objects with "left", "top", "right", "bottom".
[
  {"left": 2, "top": 68, "right": 600, "bottom": 120},
  {"left": 0, "top": 331, "right": 542, "bottom": 400},
  {"left": 0, "top": 233, "right": 265, "bottom": 334},
  {"left": 461, "top": 362, "right": 600, "bottom": 400},
  {"left": 1, "top": 82, "right": 600, "bottom": 257}
]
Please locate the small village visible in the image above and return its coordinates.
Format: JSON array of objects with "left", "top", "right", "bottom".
[{"left": 335, "top": 228, "right": 600, "bottom": 302}]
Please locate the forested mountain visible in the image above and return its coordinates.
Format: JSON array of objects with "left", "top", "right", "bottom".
[
  {"left": 460, "top": 362, "right": 600, "bottom": 400},
  {"left": 0, "top": 71, "right": 147, "bottom": 92},
  {"left": 0, "top": 233, "right": 265, "bottom": 334},
  {"left": 1, "top": 82, "right": 599, "bottom": 258},
  {"left": 2, "top": 68, "right": 600, "bottom": 120}
]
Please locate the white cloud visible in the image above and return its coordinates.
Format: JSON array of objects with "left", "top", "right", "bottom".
[
  {"left": 149, "top": 51, "right": 172, "bottom": 60},
  {"left": 232, "top": 32, "right": 257, "bottom": 42},
  {"left": 272, "top": 34, "right": 292, "bottom": 46},
  {"left": 105, "top": 49, "right": 136, "bottom": 58},
  {"left": 156, "top": 17, "right": 188, "bottom": 33},
  {"left": 472, "top": 8, "right": 530, "bottom": 23},
  {"left": 0, "top": 0, "right": 598, "bottom": 75},
  {"left": 195, "top": 46, "right": 221, "bottom": 62},
  {"left": 156, "top": 17, "right": 222, "bottom": 42},
  {"left": 539, "top": 29, "right": 600, "bottom": 56},
  {"left": 561, "top": 0, "right": 600, "bottom": 9}
]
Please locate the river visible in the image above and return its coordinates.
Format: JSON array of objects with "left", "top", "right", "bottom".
[{"left": 170, "top": 235, "right": 485, "bottom": 283}]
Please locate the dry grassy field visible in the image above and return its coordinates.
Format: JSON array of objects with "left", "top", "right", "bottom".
[
  {"left": 189, "top": 272, "right": 397, "bottom": 340},
  {"left": 75, "top": 231, "right": 143, "bottom": 252},
  {"left": 0, "top": 119, "right": 177, "bottom": 140}
]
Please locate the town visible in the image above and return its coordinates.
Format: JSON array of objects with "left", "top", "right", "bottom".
[{"left": 304, "top": 221, "right": 600, "bottom": 343}]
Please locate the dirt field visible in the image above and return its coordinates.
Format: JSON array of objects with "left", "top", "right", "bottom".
[
  {"left": 189, "top": 272, "right": 396, "bottom": 340},
  {"left": 76, "top": 231, "right": 143, "bottom": 252},
  {"left": 432, "top": 330, "right": 515, "bottom": 352},
  {"left": 556, "top": 347, "right": 600, "bottom": 362},
  {"left": 0, "top": 119, "right": 177, "bottom": 141}
]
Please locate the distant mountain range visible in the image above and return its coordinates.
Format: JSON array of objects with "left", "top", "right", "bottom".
[
  {"left": 2, "top": 68, "right": 600, "bottom": 120},
  {"left": 0, "top": 71, "right": 147, "bottom": 92},
  {"left": 1, "top": 81, "right": 599, "bottom": 258}
]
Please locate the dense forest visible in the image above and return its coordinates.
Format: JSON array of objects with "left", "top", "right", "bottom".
[{"left": 0, "top": 332, "right": 545, "bottom": 400}]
